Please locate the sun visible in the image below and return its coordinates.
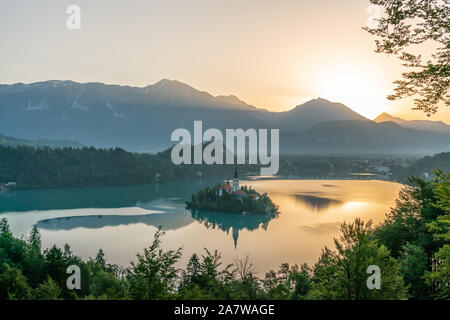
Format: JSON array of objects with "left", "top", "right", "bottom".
[{"left": 313, "top": 64, "right": 387, "bottom": 119}]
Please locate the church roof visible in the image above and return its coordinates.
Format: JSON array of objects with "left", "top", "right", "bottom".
[
  {"left": 219, "top": 184, "right": 232, "bottom": 190},
  {"left": 234, "top": 189, "right": 246, "bottom": 195}
]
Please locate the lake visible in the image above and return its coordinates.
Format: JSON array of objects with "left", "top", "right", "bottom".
[{"left": 0, "top": 178, "right": 402, "bottom": 274}]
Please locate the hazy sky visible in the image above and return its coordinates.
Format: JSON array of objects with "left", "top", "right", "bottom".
[{"left": 1, "top": 0, "right": 448, "bottom": 122}]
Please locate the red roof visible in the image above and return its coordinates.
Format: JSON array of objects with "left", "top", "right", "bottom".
[
  {"left": 219, "top": 184, "right": 232, "bottom": 190},
  {"left": 234, "top": 190, "right": 246, "bottom": 195}
]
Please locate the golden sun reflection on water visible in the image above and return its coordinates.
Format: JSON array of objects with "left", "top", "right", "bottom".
[{"left": 2, "top": 179, "right": 403, "bottom": 274}]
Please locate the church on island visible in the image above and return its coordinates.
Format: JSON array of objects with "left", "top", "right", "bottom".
[
  {"left": 186, "top": 167, "right": 278, "bottom": 215},
  {"left": 218, "top": 168, "right": 259, "bottom": 200}
]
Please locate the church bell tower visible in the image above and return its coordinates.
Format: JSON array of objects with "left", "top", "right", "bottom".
[{"left": 232, "top": 167, "right": 239, "bottom": 192}]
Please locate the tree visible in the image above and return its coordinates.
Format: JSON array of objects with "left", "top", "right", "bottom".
[
  {"left": 28, "top": 225, "right": 41, "bottom": 249},
  {"left": 197, "top": 249, "right": 235, "bottom": 299},
  {"left": 374, "top": 173, "right": 449, "bottom": 299},
  {"left": 178, "top": 249, "right": 236, "bottom": 300},
  {"left": 311, "top": 219, "right": 407, "bottom": 300},
  {"left": 43, "top": 245, "right": 68, "bottom": 296},
  {"left": 232, "top": 255, "right": 260, "bottom": 299},
  {"left": 95, "top": 249, "right": 106, "bottom": 267},
  {"left": 128, "top": 228, "right": 182, "bottom": 300},
  {"left": 0, "top": 218, "right": 10, "bottom": 235},
  {"left": 430, "top": 170, "right": 450, "bottom": 244},
  {"left": 398, "top": 244, "right": 429, "bottom": 299},
  {"left": 426, "top": 171, "right": 450, "bottom": 248},
  {"left": 0, "top": 218, "right": 28, "bottom": 274},
  {"left": 262, "top": 269, "right": 291, "bottom": 300},
  {"left": 374, "top": 177, "right": 442, "bottom": 258},
  {"left": 90, "top": 270, "right": 127, "bottom": 299},
  {"left": 365, "top": 0, "right": 449, "bottom": 115},
  {"left": 179, "top": 253, "right": 201, "bottom": 293},
  {"left": 24, "top": 225, "right": 44, "bottom": 287},
  {"left": 0, "top": 264, "right": 32, "bottom": 300},
  {"left": 35, "top": 276, "right": 62, "bottom": 300},
  {"left": 425, "top": 171, "right": 450, "bottom": 299},
  {"left": 434, "top": 171, "right": 450, "bottom": 215},
  {"left": 234, "top": 255, "right": 256, "bottom": 283},
  {"left": 287, "top": 264, "right": 312, "bottom": 300},
  {"left": 262, "top": 263, "right": 311, "bottom": 300},
  {"left": 425, "top": 245, "right": 449, "bottom": 299}
]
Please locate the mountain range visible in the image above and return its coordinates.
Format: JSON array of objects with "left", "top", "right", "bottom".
[
  {"left": 0, "top": 79, "right": 449, "bottom": 155},
  {"left": 374, "top": 112, "right": 450, "bottom": 133}
]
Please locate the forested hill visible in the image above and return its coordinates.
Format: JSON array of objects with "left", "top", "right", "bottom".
[
  {"left": 395, "top": 152, "right": 450, "bottom": 181},
  {"left": 1, "top": 144, "right": 449, "bottom": 190},
  {"left": 0, "top": 133, "right": 84, "bottom": 148},
  {"left": 0, "top": 145, "right": 258, "bottom": 189}
]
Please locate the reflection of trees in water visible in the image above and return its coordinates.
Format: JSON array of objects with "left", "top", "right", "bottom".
[
  {"left": 36, "top": 211, "right": 194, "bottom": 232},
  {"left": 292, "top": 193, "right": 343, "bottom": 212},
  {"left": 0, "top": 179, "right": 217, "bottom": 212},
  {"left": 36, "top": 201, "right": 194, "bottom": 231},
  {"left": 190, "top": 209, "right": 278, "bottom": 248}
]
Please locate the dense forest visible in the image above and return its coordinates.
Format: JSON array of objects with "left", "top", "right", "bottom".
[
  {"left": 0, "top": 134, "right": 84, "bottom": 149},
  {"left": 395, "top": 152, "right": 450, "bottom": 181},
  {"left": 1, "top": 144, "right": 449, "bottom": 190},
  {"left": 0, "top": 145, "right": 260, "bottom": 189},
  {"left": 1, "top": 172, "right": 448, "bottom": 300}
]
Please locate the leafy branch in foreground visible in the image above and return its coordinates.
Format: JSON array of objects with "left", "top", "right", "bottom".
[{"left": 364, "top": 0, "right": 449, "bottom": 115}]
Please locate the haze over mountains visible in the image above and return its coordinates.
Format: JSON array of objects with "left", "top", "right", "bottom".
[
  {"left": 374, "top": 112, "right": 450, "bottom": 133},
  {"left": 0, "top": 79, "right": 449, "bottom": 155}
]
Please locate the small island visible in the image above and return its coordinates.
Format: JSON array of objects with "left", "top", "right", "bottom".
[{"left": 186, "top": 168, "right": 279, "bottom": 214}]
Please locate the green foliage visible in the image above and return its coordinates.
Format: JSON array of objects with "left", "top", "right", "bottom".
[
  {"left": 365, "top": 0, "right": 449, "bottom": 115},
  {"left": 434, "top": 171, "right": 450, "bottom": 215},
  {"left": 178, "top": 249, "right": 235, "bottom": 300},
  {"left": 262, "top": 263, "right": 312, "bottom": 300},
  {"left": 262, "top": 269, "right": 291, "bottom": 300},
  {"left": 34, "top": 277, "right": 62, "bottom": 300},
  {"left": 0, "top": 218, "right": 29, "bottom": 273},
  {"left": 230, "top": 255, "right": 260, "bottom": 300},
  {"left": 425, "top": 245, "right": 450, "bottom": 299},
  {"left": 43, "top": 246, "right": 68, "bottom": 292},
  {"left": 374, "top": 173, "right": 449, "bottom": 299},
  {"left": 374, "top": 176, "right": 443, "bottom": 258},
  {"left": 0, "top": 264, "right": 32, "bottom": 300},
  {"left": 311, "top": 219, "right": 407, "bottom": 300},
  {"left": 0, "top": 145, "right": 259, "bottom": 189},
  {"left": 398, "top": 244, "right": 429, "bottom": 299},
  {"left": 90, "top": 271, "right": 127, "bottom": 299},
  {"left": 28, "top": 225, "right": 41, "bottom": 249},
  {"left": 128, "top": 228, "right": 182, "bottom": 300},
  {"left": 395, "top": 153, "right": 450, "bottom": 182},
  {"left": 186, "top": 184, "right": 278, "bottom": 214}
]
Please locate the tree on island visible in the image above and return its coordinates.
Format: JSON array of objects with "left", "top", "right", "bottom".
[{"left": 186, "top": 184, "right": 278, "bottom": 214}]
